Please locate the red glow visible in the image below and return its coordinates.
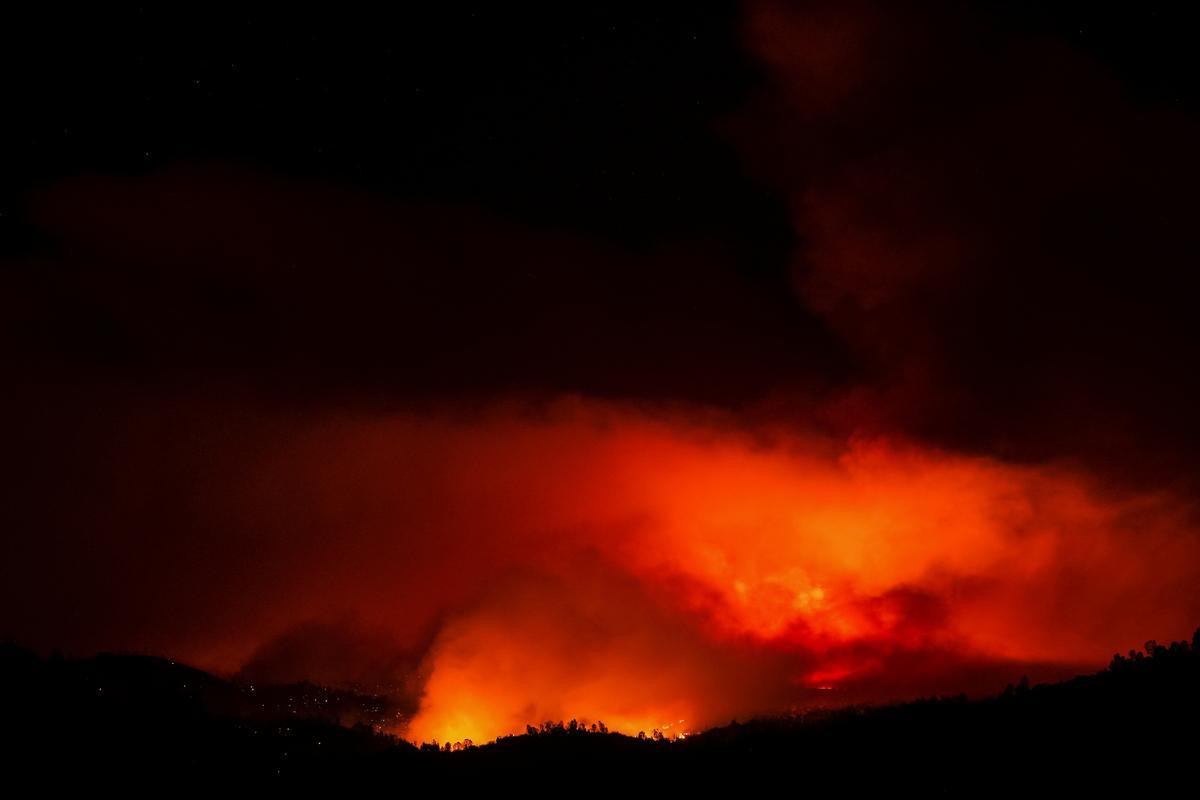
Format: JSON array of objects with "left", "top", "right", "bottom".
[
  {"left": 245, "top": 399, "right": 1195, "bottom": 744},
  {"left": 8, "top": 392, "right": 1198, "bottom": 745}
]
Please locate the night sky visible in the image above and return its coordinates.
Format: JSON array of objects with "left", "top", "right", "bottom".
[{"left": 4, "top": 2, "right": 1200, "bottom": 742}]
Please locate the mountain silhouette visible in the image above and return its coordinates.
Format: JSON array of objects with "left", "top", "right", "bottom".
[{"left": 3, "top": 630, "right": 1198, "bottom": 790}]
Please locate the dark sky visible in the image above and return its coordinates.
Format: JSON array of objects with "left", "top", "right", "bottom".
[
  {"left": 3, "top": 2, "right": 1200, "bottom": 462},
  {"left": 3, "top": 1, "right": 1200, "bottom": 741}
]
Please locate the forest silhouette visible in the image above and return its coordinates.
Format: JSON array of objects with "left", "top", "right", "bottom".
[{"left": 4, "top": 628, "right": 1199, "bottom": 789}]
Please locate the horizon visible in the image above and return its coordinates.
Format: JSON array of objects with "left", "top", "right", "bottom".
[{"left": 10, "top": 631, "right": 1198, "bottom": 749}]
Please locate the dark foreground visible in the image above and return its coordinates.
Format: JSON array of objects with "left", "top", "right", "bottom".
[{"left": 3, "top": 632, "right": 1198, "bottom": 791}]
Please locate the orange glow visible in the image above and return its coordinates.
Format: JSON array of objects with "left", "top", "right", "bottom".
[
  {"left": 61, "top": 396, "right": 1194, "bottom": 745},
  {"left": 332, "top": 399, "right": 1200, "bottom": 744}
]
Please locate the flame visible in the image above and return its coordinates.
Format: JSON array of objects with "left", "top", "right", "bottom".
[
  {"left": 16, "top": 391, "right": 1195, "bottom": 745},
  {"left": 374, "top": 400, "right": 1200, "bottom": 743}
]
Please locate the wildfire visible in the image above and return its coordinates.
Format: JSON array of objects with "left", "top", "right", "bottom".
[{"left": 367, "top": 401, "right": 1200, "bottom": 744}]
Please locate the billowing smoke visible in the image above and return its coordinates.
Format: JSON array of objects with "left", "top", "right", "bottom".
[
  {"left": 739, "top": 0, "right": 1200, "bottom": 484},
  {"left": 6, "top": 394, "right": 1197, "bottom": 742}
]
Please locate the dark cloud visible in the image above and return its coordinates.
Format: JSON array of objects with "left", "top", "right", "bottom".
[
  {"left": 3, "top": 164, "right": 844, "bottom": 406},
  {"left": 740, "top": 0, "right": 1200, "bottom": 485}
]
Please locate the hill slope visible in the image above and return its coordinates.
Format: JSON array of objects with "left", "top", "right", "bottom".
[{"left": 3, "top": 632, "right": 1198, "bottom": 789}]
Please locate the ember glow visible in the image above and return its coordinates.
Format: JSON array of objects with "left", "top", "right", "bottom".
[
  {"left": 33, "top": 397, "right": 1182, "bottom": 745},
  {"left": 381, "top": 403, "right": 1200, "bottom": 742},
  {"left": 5, "top": 394, "right": 1200, "bottom": 745}
]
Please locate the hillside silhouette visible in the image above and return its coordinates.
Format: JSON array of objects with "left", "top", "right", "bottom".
[{"left": 3, "top": 630, "right": 1198, "bottom": 790}]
